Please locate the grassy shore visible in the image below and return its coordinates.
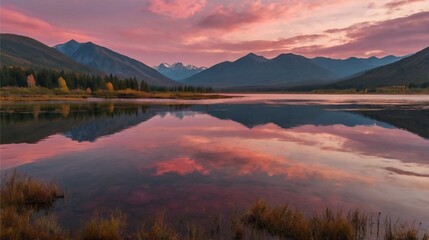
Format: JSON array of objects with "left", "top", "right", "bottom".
[
  {"left": 0, "top": 87, "right": 232, "bottom": 102},
  {"left": 1, "top": 172, "right": 428, "bottom": 240}
]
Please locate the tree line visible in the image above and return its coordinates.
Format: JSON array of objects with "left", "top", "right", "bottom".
[{"left": 0, "top": 66, "right": 213, "bottom": 92}]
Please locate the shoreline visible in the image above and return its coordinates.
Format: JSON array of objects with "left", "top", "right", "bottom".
[{"left": 0, "top": 87, "right": 234, "bottom": 102}]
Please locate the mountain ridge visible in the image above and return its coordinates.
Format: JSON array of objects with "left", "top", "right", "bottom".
[
  {"left": 182, "top": 51, "right": 404, "bottom": 89},
  {"left": 182, "top": 52, "right": 337, "bottom": 88},
  {"left": 332, "top": 47, "right": 429, "bottom": 88},
  {"left": 0, "top": 34, "right": 100, "bottom": 74},
  {"left": 312, "top": 55, "right": 403, "bottom": 79},
  {"left": 55, "top": 40, "right": 179, "bottom": 87}
]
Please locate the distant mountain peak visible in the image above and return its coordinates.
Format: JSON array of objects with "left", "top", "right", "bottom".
[
  {"left": 237, "top": 53, "right": 268, "bottom": 63},
  {"left": 158, "top": 63, "right": 171, "bottom": 68},
  {"left": 274, "top": 53, "right": 305, "bottom": 60},
  {"left": 54, "top": 39, "right": 83, "bottom": 56},
  {"left": 171, "top": 62, "right": 185, "bottom": 68},
  {"left": 277, "top": 53, "right": 296, "bottom": 56},
  {"left": 66, "top": 39, "right": 79, "bottom": 44},
  {"left": 155, "top": 62, "right": 207, "bottom": 81},
  {"left": 244, "top": 52, "right": 258, "bottom": 57}
]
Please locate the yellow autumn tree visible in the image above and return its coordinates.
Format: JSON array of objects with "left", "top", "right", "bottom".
[
  {"left": 27, "top": 74, "right": 36, "bottom": 88},
  {"left": 106, "top": 82, "right": 114, "bottom": 91},
  {"left": 58, "top": 77, "right": 69, "bottom": 92}
]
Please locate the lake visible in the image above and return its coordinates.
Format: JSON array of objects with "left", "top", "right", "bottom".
[{"left": 1, "top": 94, "right": 429, "bottom": 231}]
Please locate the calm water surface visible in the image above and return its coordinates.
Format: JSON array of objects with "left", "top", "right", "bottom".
[{"left": 1, "top": 94, "right": 429, "bottom": 229}]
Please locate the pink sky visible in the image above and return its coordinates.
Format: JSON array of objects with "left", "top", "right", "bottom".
[{"left": 1, "top": 0, "right": 428, "bottom": 67}]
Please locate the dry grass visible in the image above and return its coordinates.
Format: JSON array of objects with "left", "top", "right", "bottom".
[
  {"left": 242, "top": 200, "right": 312, "bottom": 239},
  {"left": 0, "top": 206, "right": 69, "bottom": 240},
  {"left": 310, "top": 209, "right": 355, "bottom": 240},
  {"left": 241, "top": 200, "right": 428, "bottom": 240},
  {"left": 135, "top": 211, "right": 180, "bottom": 240},
  {"left": 93, "top": 89, "right": 231, "bottom": 100},
  {"left": 81, "top": 210, "right": 126, "bottom": 240},
  {"left": 384, "top": 218, "right": 429, "bottom": 240},
  {"left": 0, "top": 87, "right": 89, "bottom": 101},
  {"left": 0, "top": 87, "right": 230, "bottom": 101},
  {"left": 0, "top": 171, "right": 63, "bottom": 210}
]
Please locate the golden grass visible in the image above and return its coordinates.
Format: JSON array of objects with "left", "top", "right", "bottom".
[
  {"left": 135, "top": 211, "right": 180, "bottom": 240},
  {"left": 0, "top": 206, "right": 69, "bottom": 240},
  {"left": 241, "top": 200, "right": 428, "bottom": 240},
  {"left": 0, "top": 87, "right": 231, "bottom": 101},
  {"left": 0, "top": 87, "right": 89, "bottom": 101},
  {"left": 93, "top": 89, "right": 231, "bottom": 100},
  {"left": 242, "top": 200, "right": 312, "bottom": 239},
  {"left": 0, "top": 171, "right": 63, "bottom": 210},
  {"left": 384, "top": 219, "right": 429, "bottom": 240},
  {"left": 81, "top": 210, "right": 126, "bottom": 240}
]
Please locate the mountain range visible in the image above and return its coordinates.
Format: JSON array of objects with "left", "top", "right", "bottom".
[
  {"left": 182, "top": 53, "right": 404, "bottom": 89},
  {"left": 1, "top": 33, "right": 427, "bottom": 90},
  {"left": 183, "top": 53, "right": 337, "bottom": 88},
  {"left": 311, "top": 55, "right": 402, "bottom": 79},
  {"left": 155, "top": 62, "right": 206, "bottom": 81},
  {"left": 0, "top": 34, "right": 99, "bottom": 74},
  {"left": 55, "top": 40, "right": 178, "bottom": 86}
]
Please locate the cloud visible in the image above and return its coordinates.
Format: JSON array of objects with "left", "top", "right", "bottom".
[
  {"left": 152, "top": 157, "right": 209, "bottom": 175},
  {"left": 0, "top": 7, "right": 95, "bottom": 45},
  {"left": 385, "top": 167, "right": 429, "bottom": 178},
  {"left": 147, "top": 0, "right": 206, "bottom": 19},
  {"left": 290, "top": 11, "right": 429, "bottom": 58},
  {"left": 385, "top": 0, "right": 425, "bottom": 10},
  {"left": 197, "top": 1, "right": 298, "bottom": 31},
  {"left": 198, "top": 5, "right": 266, "bottom": 30},
  {"left": 197, "top": 0, "right": 352, "bottom": 31},
  {"left": 201, "top": 34, "right": 325, "bottom": 53}
]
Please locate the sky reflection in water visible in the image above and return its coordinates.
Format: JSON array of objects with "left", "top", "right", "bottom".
[{"left": 1, "top": 95, "right": 428, "bottom": 229}]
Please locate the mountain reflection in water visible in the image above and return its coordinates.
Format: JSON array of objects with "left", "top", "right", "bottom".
[{"left": 1, "top": 96, "right": 428, "bottom": 230}]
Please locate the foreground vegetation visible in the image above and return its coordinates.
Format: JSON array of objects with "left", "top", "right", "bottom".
[{"left": 1, "top": 172, "right": 428, "bottom": 240}]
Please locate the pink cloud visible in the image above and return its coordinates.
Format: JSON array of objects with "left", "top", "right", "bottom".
[
  {"left": 147, "top": 0, "right": 206, "bottom": 19},
  {"left": 152, "top": 157, "right": 209, "bottom": 175},
  {"left": 0, "top": 7, "right": 95, "bottom": 45},
  {"left": 0, "top": 135, "right": 95, "bottom": 169},
  {"left": 291, "top": 11, "right": 429, "bottom": 58},
  {"left": 197, "top": 1, "right": 295, "bottom": 31},
  {"left": 194, "top": 34, "right": 325, "bottom": 53},
  {"left": 197, "top": 0, "right": 351, "bottom": 31}
]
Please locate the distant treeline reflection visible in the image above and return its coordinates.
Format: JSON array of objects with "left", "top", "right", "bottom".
[
  {"left": 0, "top": 103, "right": 193, "bottom": 144},
  {"left": 0, "top": 103, "right": 192, "bottom": 123}
]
